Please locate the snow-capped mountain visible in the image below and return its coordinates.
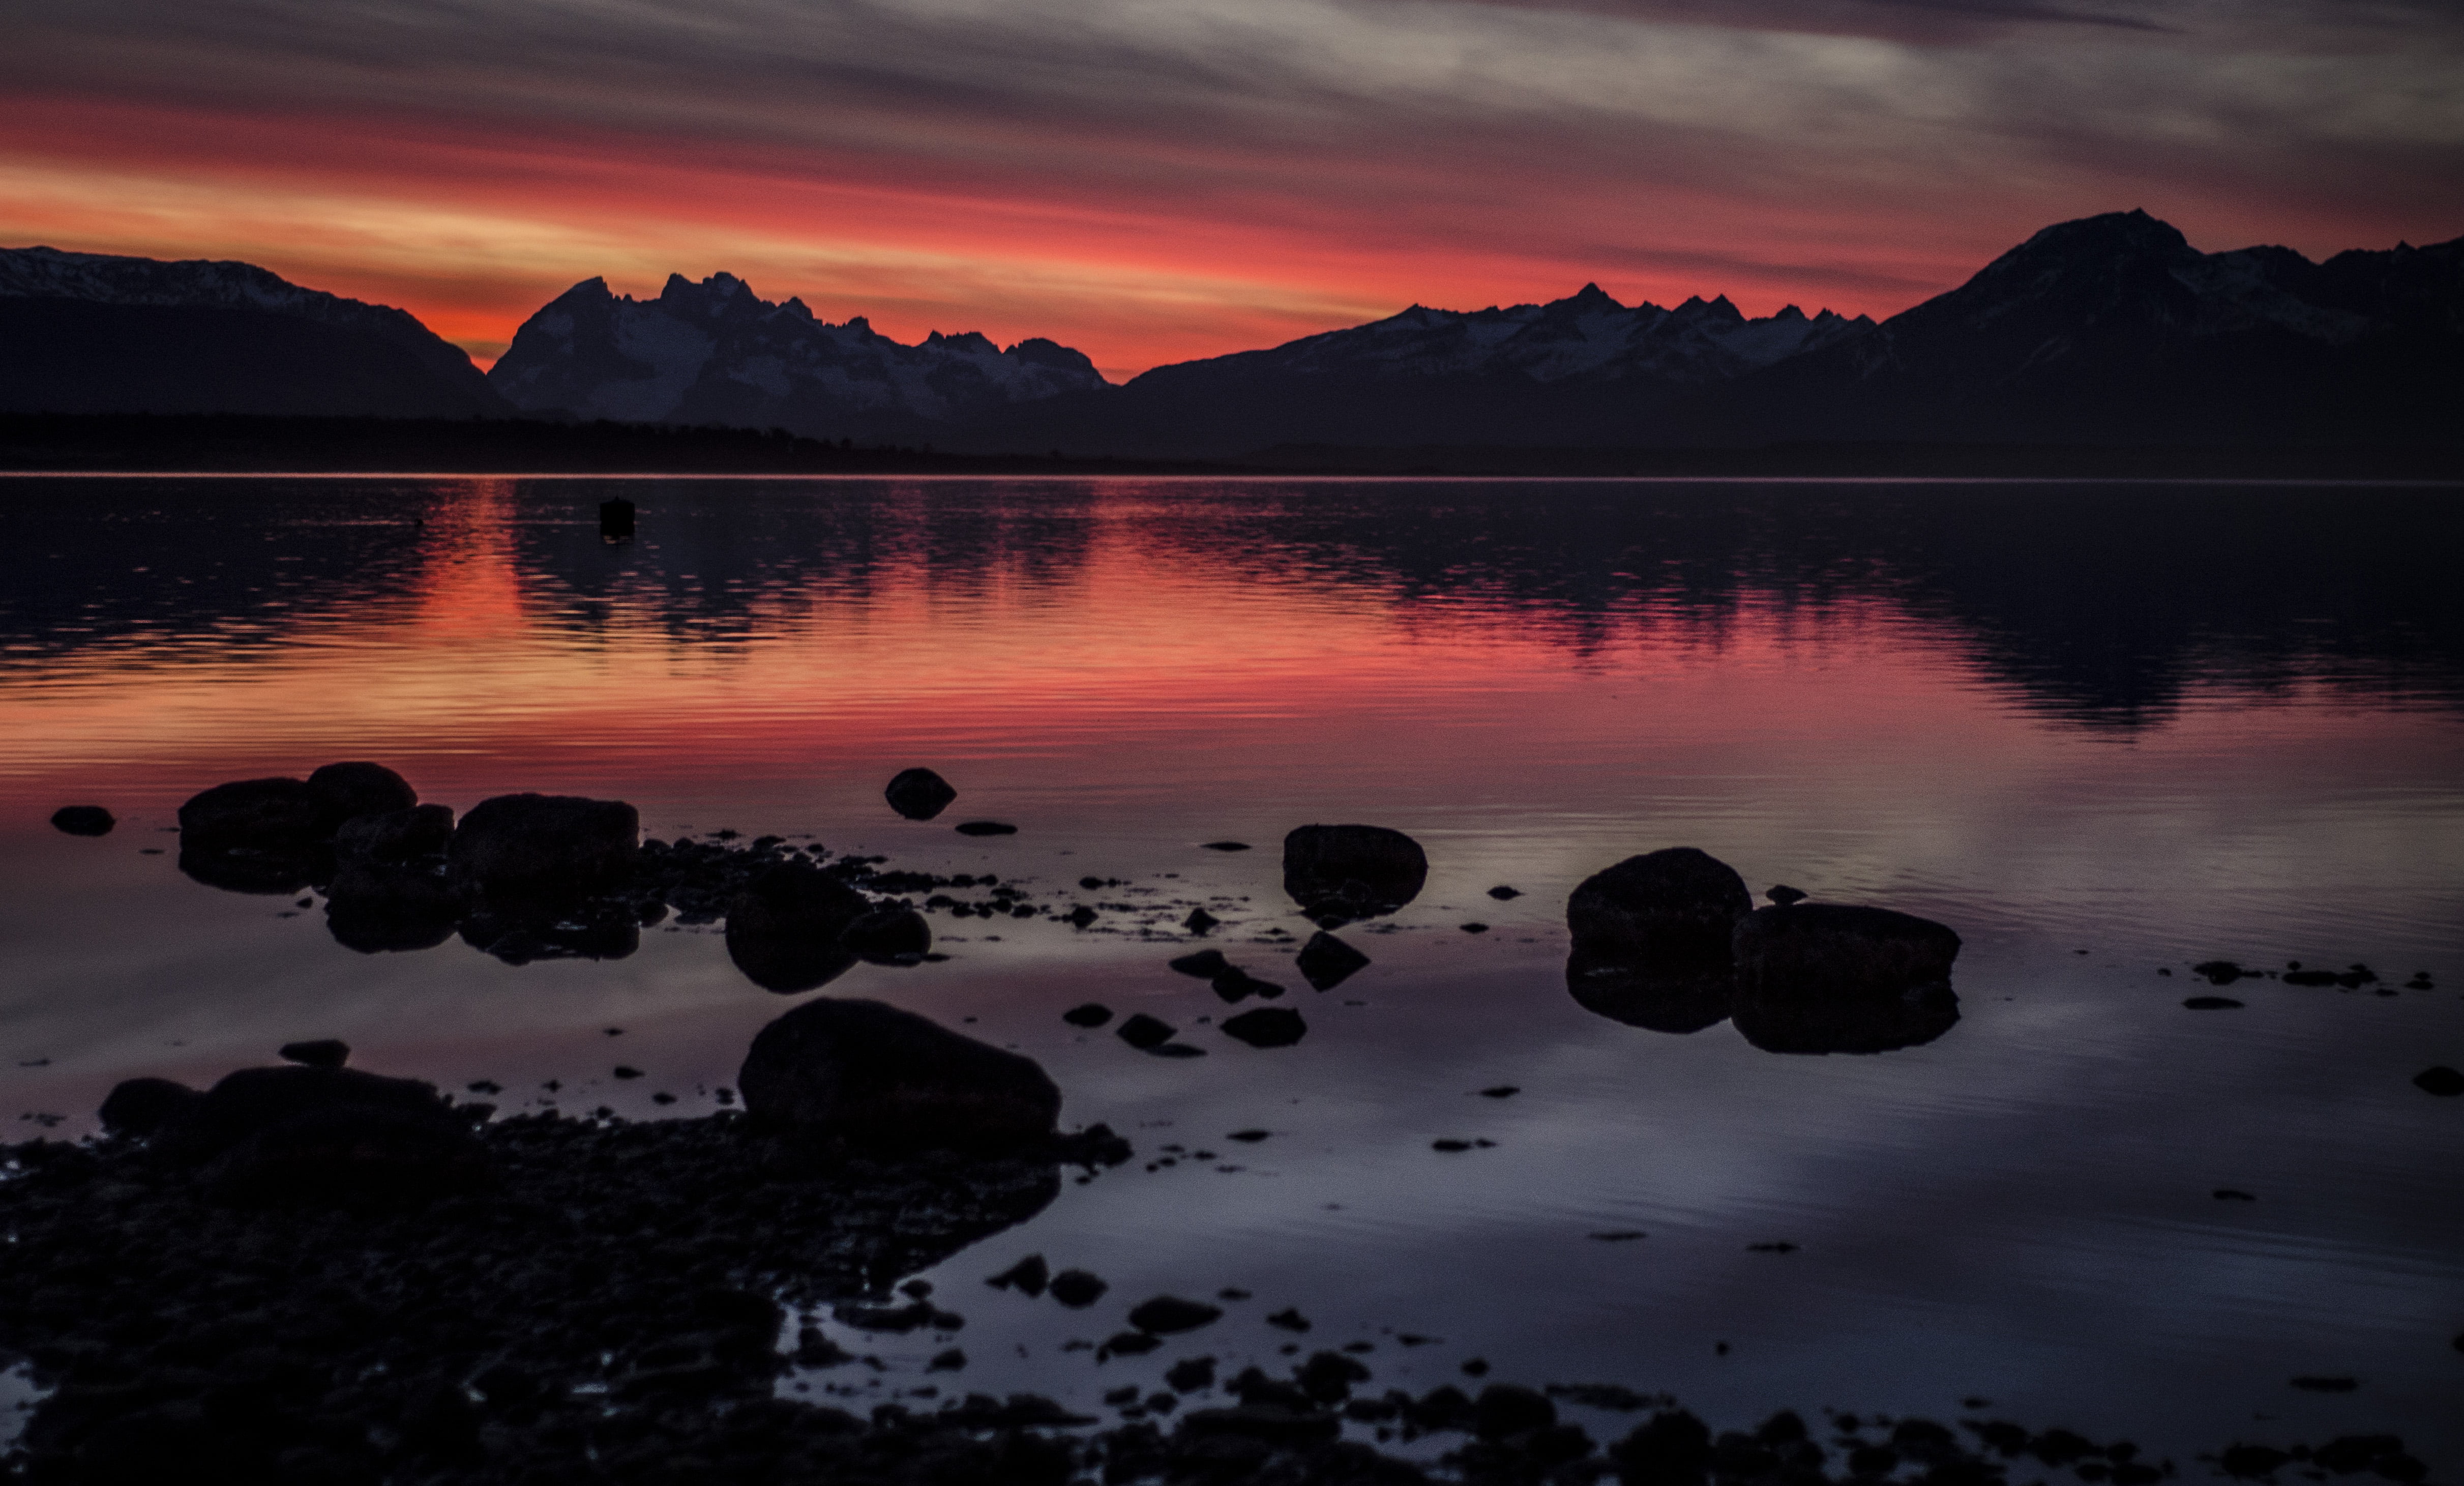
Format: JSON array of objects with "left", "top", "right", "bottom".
[
  {"left": 488, "top": 274, "right": 1109, "bottom": 439},
  {"left": 0, "top": 245, "right": 502, "bottom": 415}
]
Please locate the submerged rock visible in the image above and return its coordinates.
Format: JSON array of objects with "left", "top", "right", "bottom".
[
  {"left": 1566, "top": 848, "right": 1751, "bottom": 965},
  {"left": 1731, "top": 981, "right": 1961, "bottom": 1055},
  {"left": 334, "top": 803, "right": 456, "bottom": 862},
  {"left": 306, "top": 761, "right": 418, "bottom": 831},
  {"left": 1731, "top": 902, "right": 1961, "bottom": 999},
  {"left": 49, "top": 805, "right": 113, "bottom": 836},
  {"left": 884, "top": 767, "right": 959, "bottom": 821},
  {"left": 325, "top": 859, "right": 462, "bottom": 953},
  {"left": 737, "top": 998, "right": 1061, "bottom": 1153},
  {"left": 179, "top": 776, "right": 326, "bottom": 849},
  {"left": 1564, "top": 953, "right": 1734, "bottom": 1034},
  {"left": 177, "top": 838, "right": 325, "bottom": 895},
  {"left": 724, "top": 861, "right": 867, "bottom": 992},
  {"left": 1282, "top": 824, "right": 1429, "bottom": 922},
  {"left": 1296, "top": 930, "right": 1370, "bottom": 991},
  {"left": 449, "top": 793, "right": 639, "bottom": 905}
]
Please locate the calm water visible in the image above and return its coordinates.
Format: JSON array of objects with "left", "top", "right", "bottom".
[{"left": 4, "top": 476, "right": 2461, "bottom": 1466}]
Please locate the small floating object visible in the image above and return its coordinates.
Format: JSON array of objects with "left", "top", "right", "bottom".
[
  {"left": 599, "top": 497, "right": 635, "bottom": 539},
  {"left": 1200, "top": 840, "right": 1251, "bottom": 851},
  {"left": 2183, "top": 996, "right": 2244, "bottom": 1010}
]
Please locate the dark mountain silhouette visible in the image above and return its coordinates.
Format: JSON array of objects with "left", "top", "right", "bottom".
[
  {"left": 0, "top": 246, "right": 505, "bottom": 418},
  {"left": 488, "top": 273, "right": 1108, "bottom": 443}
]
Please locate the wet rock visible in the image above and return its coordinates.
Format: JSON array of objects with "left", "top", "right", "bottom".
[
  {"left": 2411, "top": 1066, "right": 2462, "bottom": 1096},
  {"left": 1764, "top": 885, "right": 1808, "bottom": 906},
  {"left": 461, "top": 904, "right": 639, "bottom": 965},
  {"left": 954, "top": 821, "right": 1017, "bottom": 837},
  {"left": 1475, "top": 1384, "right": 1556, "bottom": 1439},
  {"left": 98, "top": 1076, "right": 201, "bottom": 1137},
  {"left": 325, "top": 859, "right": 462, "bottom": 953},
  {"left": 1166, "top": 1357, "right": 1217, "bottom": 1392},
  {"left": 2183, "top": 996, "right": 2244, "bottom": 1010},
  {"left": 885, "top": 767, "right": 959, "bottom": 821},
  {"left": 1127, "top": 1297, "right": 1223, "bottom": 1335},
  {"left": 1567, "top": 848, "right": 1751, "bottom": 965},
  {"left": 1297, "top": 1351, "right": 1371, "bottom": 1403},
  {"left": 204, "top": 1100, "right": 493, "bottom": 1208},
  {"left": 1732, "top": 981, "right": 1960, "bottom": 1055},
  {"left": 1182, "top": 908, "right": 1219, "bottom": 934},
  {"left": 1210, "top": 967, "right": 1284, "bottom": 1003},
  {"left": 1062, "top": 1003, "right": 1114, "bottom": 1028},
  {"left": 2191, "top": 960, "right": 2251, "bottom": 985},
  {"left": 1200, "top": 841, "right": 1250, "bottom": 852},
  {"left": 1066, "top": 904, "right": 1100, "bottom": 928},
  {"left": 178, "top": 777, "right": 326, "bottom": 850},
  {"left": 1178, "top": 1405, "right": 1341, "bottom": 1448},
  {"left": 1282, "top": 824, "right": 1429, "bottom": 922},
  {"left": 1116, "top": 1013, "right": 1177, "bottom": 1050},
  {"left": 842, "top": 906, "right": 932, "bottom": 960},
  {"left": 1611, "top": 1409, "right": 1713, "bottom": 1486},
  {"left": 1169, "top": 949, "right": 1232, "bottom": 979},
  {"left": 306, "top": 762, "right": 417, "bottom": 831},
  {"left": 1565, "top": 952, "right": 1734, "bottom": 1034},
  {"left": 1486, "top": 885, "right": 1521, "bottom": 900},
  {"left": 724, "top": 861, "right": 868, "bottom": 992},
  {"left": 739, "top": 998, "right": 1061, "bottom": 1154},
  {"left": 1049, "top": 1270, "right": 1108, "bottom": 1308},
  {"left": 1220, "top": 1008, "right": 1306, "bottom": 1048},
  {"left": 987, "top": 1255, "right": 1051, "bottom": 1295},
  {"left": 448, "top": 793, "right": 639, "bottom": 906},
  {"left": 278, "top": 1039, "right": 350, "bottom": 1069},
  {"left": 333, "top": 803, "right": 455, "bottom": 862},
  {"left": 1731, "top": 902, "right": 1961, "bottom": 998},
  {"left": 1296, "top": 931, "right": 1370, "bottom": 991},
  {"left": 49, "top": 805, "right": 113, "bottom": 836},
  {"left": 1265, "top": 1307, "right": 1311, "bottom": 1332}
]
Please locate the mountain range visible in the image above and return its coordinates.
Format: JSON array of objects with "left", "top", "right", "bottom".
[{"left": 5, "top": 211, "right": 2458, "bottom": 455}]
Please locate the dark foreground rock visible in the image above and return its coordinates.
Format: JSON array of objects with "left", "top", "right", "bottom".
[
  {"left": 1731, "top": 903, "right": 1961, "bottom": 999},
  {"left": 1282, "top": 824, "right": 1429, "bottom": 922},
  {"left": 724, "top": 860, "right": 869, "bottom": 992},
  {"left": 325, "top": 858, "right": 463, "bottom": 953},
  {"left": 1564, "top": 953, "right": 1735, "bottom": 1035},
  {"left": 885, "top": 766, "right": 959, "bottom": 821},
  {"left": 1731, "top": 982, "right": 1962, "bottom": 1055},
  {"left": 177, "top": 775, "right": 328, "bottom": 849},
  {"left": 1297, "top": 930, "right": 1371, "bottom": 990},
  {"left": 1567, "top": 849, "right": 1753, "bottom": 965},
  {"left": 48, "top": 805, "right": 113, "bottom": 836},
  {"left": 448, "top": 792, "right": 640, "bottom": 905},
  {"left": 307, "top": 760, "right": 419, "bottom": 830},
  {"left": 739, "top": 998, "right": 1063, "bottom": 1153},
  {"left": 333, "top": 802, "right": 456, "bottom": 862}
]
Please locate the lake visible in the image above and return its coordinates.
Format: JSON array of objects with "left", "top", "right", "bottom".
[{"left": 3, "top": 475, "right": 2459, "bottom": 1471}]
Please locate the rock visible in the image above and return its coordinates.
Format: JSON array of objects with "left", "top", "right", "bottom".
[
  {"left": 1730, "top": 902, "right": 1961, "bottom": 998},
  {"left": 461, "top": 905, "right": 639, "bottom": 966},
  {"left": 1220, "top": 1008, "right": 1305, "bottom": 1048},
  {"left": 1567, "top": 848, "right": 1751, "bottom": 965},
  {"left": 987, "top": 1255, "right": 1051, "bottom": 1295},
  {"left": 1048, "top": 1270, "right": 1108, "bottom": 1308},
  {"left": 306, "top": 762, "right": 417, "bottom": 831},
  {"left": 171, "top": 1064, "right": 459, "bottom": 1156},
  {"left": 1169, "top": 949, "right": 1232, "bottom": 979},
  {"left": 448, "top": 793, "right": 638, "bottom": 905},
  {"left": 1127, "top": 1297, "right": 1223, "bottom": 1335},
  {"left": 1281, "top": 824, "right": 1429, "bottom": 922},
  {"left": 1764, "top": 885, "right": 1808, "bottom": 906},
  {"left": 1062, "top": 1003, "right": 1114, "bottom": 1028},
  {"left": 178, "top": 777, "right": 325, "bottom": 850},
  {"left": 1296, "top": 931, "right": 1370, "bottom": 991},
  {"left": 1297, "top": 1351, "right": 1371, "bottom": 1403},
  {"left": 1065, "top": 904, "right": 1099, "bottom": 928},
  {"left": 278, "top": 1039, "right": 350, "bottom": 1069},
  {"left": 49, "top": 805, "right": 113, "bottom": 836},
  {"left": 1731, "top": 982, "right": 1961, "bottom": 1055},
  {"left": 884, "top": 768, "right": 958, "bottom": 822},
  {"left": 1210, "top": 967, "right": 1283, "bottom": 1003},
  {"left": 1564, "top": 953, "right": 1734, "bottom": 1034},
  {"left": 98, "top": 1076, "right": 201, "bottom": 1137},
  {"left": 1612, "top": 1410, "right": 1714, "bottom": 1486},
  {"left": 1486, "top": 885, "right": 1521, "bottom": 900},
  {"left": 1183, "top": 908, "right": 1219, "bottom": 934},
  {"left": 737, "top": 998, "right": 1061, "bottom": 1153},
  {"left": 1201, "top": 841, "right": 1250, "bottom": 851},
  {"left": 1475, "top": 1384, "right": 1556, "bottom": 1439},
  {"left": 324, "top": 859, "right": 462, "bottom": 953},
  {"left": 2183, "top": 996, "right": 2244, "bottom": 1010},
  {"left": 1166, "top": 1357, "right": 1217, "bottom": 1392},
  {"left": 842, "top": 906, "right": 931, "bottom": 960},
  {"left": 2414, "top": 1066, "right": 2464, "bottom": 1097},
  {"left": 2191, "top": 960, "right": 2250, "bottom": 984},
  {"left": 333, "top": 804, "right": 455, "bottom": 862},
  {"left": 1178, "top": 1405, "right": 1341, "bottom": 1448},
  {"left": 1149, "top": 1044, "right": 1207, "bottom": 1058},
  {"left": 723, "top": 862, "right": 867, "bottom": 993},
  {"left": 203, "top": 1101, "right": 492, "bottom": 1208},
  {"left": 177, "top": 838, "right": 324, "bottom": 895},
  {"left": 1116, "top": 1013, "right": 1177, "bottom": 1050},
  {"left": 954, "top": 821, "right": 1017, "bottom": 837}
]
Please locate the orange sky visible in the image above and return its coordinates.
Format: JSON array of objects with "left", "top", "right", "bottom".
[{"left": 5, "top": 0, "right": 2458, "bottom": 379}]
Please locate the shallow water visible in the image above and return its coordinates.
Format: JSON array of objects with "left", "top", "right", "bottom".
[{"left": 3, "top": 476, "right": 2460, "bottom": 1466}]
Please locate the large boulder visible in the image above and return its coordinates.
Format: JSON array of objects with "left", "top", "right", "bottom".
[
  {"left": 884, "top": 767, "right": 959, "bottom": 821},
  {"left": 1282, "top": 824, "right": 1428, "bottom": 922},
  {"left": 325, "top": 859, "right": 462, "bottom": 953},
  {"left": 306, "top": 762, "right": 417, "bottom": 831},
  {"left": 724, "top": 861, "right": 868, "bottom": 992},
  {"left": 334, "top": 803, "right": 455, "bottom": 862},
  {"left": 1730, "top": 904, "right": 1961, "bottom": 999},
  {"left": 1566, "top": 849, "right": 1751, "bottom": 965},
  {"left": 98, "top": 1076, "right": 202, "bottom": 1138},
  {"left": 155, "top": 1064, "right": 489, "bottom": 1207},
  {"left": 50, "top": 805, "right": 114, "bottom": 836},
  {"left": 178, "top": 777, "right": 325, "bottom": 850},
  {"left": 447, "top": 793, "right": 638, "bottom": 905},
  {"left": 737, "top": 998, "right": 1061, "bottom": 1153}
]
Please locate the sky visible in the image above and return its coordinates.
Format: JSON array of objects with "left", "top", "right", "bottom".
[{"left": 2, "top": 0, "right": 2459, "bottom": 381}]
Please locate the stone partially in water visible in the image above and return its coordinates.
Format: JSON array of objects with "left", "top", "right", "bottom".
[
  {"left": 333, "top": 803, "right": 455, "bottom": 862},
  {"left": 306, "top": 762, "right": 418, "bottom": 831},
  {"left": 179, "top": 777, "right": 326, "bottom": 850},
  {"left": 737, "top": 998, "right": 1061, "bottom": 1153},
  {"left": 1169, "top": 949, "right": 1231, "bottom": 979},
  {"left": 1567, "top": 848, "right": 1751, "bottom": 965},
  {"left": 177, "top": 839, "right": 325, "bottom": 896},
  {"left": 1220, "top": 1008, "right": 1306, "bottom": 1048},
  {"left": 98, "top": 1076, "right": 202, "bottom": 1137},
  {"left": 1731, "top": 981, "right": 1961, "bottom": 1055},
  {"left": 842, "top": 906, "right": 932, "bottom": 960},
  {"left": 1732, "top": 902, "right": 1961, "bottom": 999},
  {"left": 1127, "top": 1297, "right": 1223, "bottom": 1335},
  {"left": 1296, "top": 931, "right": 1370, "bottom": 991},
  {"left": 884, "top": 767, "right": 958, "bottom": 821},
  {"left": 724, "top": 861, "right": 867, "bottom": 992},
  {"left": 203, "top": 1101, "right": 493, "bottom": 1209},
  {"left": 1564, "top": 952, "right": 1734, "bottom": 1035},
  {"left": 1116, "top": 1013, "right": 1176, "bottom": 1050},
  {"left": 448, "top": 793, "right": 639, "bottom": 906},
  {"left": 325, "top": 859, "right": 462, "bottom": 953},
  {"left": 49, "top": 805, "right": 113, "bottom": 836},
  {"left": 1062, "top": 1003, "right": 1113, "bottom": 1028},
  {"left": 1282, "top": 824, "right": 1429, "bottom": 922}
]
